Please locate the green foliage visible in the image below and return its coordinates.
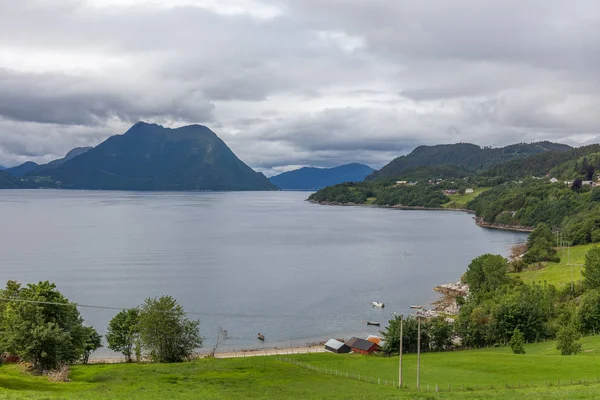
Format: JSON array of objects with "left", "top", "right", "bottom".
[
  {"left": 106, "top": 308, "right": 140, "bottom": 363},
  {"left": 509, "top": 329, "right": 526, "bottom": 354},
  {"left": 583, "top": 247, "right": 600, "bottom": 289},
  {"left": 0, "top": 281, "right": 88, "bottom": 372},
  {"left": 577, "top": 289, "right": 600, "bottom": 334},
  {"left": 368, "top": 142, "right": 570, "bottom": 181},
  {"left": 556, "top": 323, "right": 582, "bottom": 355},
  {"left": 380, "top": 315, "right": 429, "bottom": 355},
  {"left": 138, "top": 296, "right": 203, "bottom": 363},
  {"left": 463, "top": 254, "right": 510, "bottom": 297},
  {"left": 308, "top": 181, "right": 450, "bottom": 208},
  {"left": 427, "top": 316, "right": 454, "bottom": 351},
  {"left": 523, "top": 223, "right": 559, "bottom": 264},
  {"left": 81, "top": 326, "right": 102, "bottom": 364}
]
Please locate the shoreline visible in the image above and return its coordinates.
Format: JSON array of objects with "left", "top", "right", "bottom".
[
  {"left": 88, "top": 344, "right": 327, "bottom": 364},
  {"left": 308, "top": 199, "right": 534, "bottom": 233}
]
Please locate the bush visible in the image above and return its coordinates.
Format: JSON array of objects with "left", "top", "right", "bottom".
[
  {"left": 556, "top": 324, "right": 582, "bottom": 355},
  {"left": 509, "top": 329, "right": 526, "bottom": 354}
]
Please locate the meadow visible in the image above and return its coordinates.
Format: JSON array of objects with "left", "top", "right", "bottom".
[{"left": 3, "top": 336, "right": 600, "bottom": 399}]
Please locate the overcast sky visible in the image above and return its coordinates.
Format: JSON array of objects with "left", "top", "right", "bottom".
[{"left": 2, "top": 0, "right": 600, "bottom": 175}]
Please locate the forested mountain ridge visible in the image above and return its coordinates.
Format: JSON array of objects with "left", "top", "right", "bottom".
[
  {"left": 25, "top": 122, "right": 277, "bottom": 191},
  {"left": 269, "top": 163, "right": 374, "bottom": 190},
  {"left": 367, "top": 142, "right": 571, "bottom": 181}
]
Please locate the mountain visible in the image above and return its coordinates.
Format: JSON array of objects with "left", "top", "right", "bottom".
[
  {"left": 367, "top": 142, "right": 572, "bottom": 181},
  {"left": 7, "top": 161, "right": 39, "bottom": 177},
  {"left": 29, "top": 146, "right": 93, "bottom": 176},
  {"left": 269, "top": 163, "right": 375, "bottom": 190},
  {"left": 0, "top": 170, "right": 20, "bottom": 188},
  {"left": 30, "top": 122, "right": 277, "bottom": 191}
]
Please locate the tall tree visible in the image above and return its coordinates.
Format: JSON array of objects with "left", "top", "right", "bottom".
[
  {"left": 106, "top": 308, "right": 140, "bottom": 363},
  {"left": 577, "top": 289, "right": 600, "bottom": 334},
  {"left": 463, "top": 254, "right": 510, "bottom": 297},
  {"left": 583, "top": 247, "right": 600, "bottom": 289},
  {"left": 138, "top": 296, "right": 203, "bottom": 363},
  {"left": 0, "top": 281, "right": 87, "bottom": 371},
  {"left": 81, "top": 326, "right": 102, "bottom": 364}
]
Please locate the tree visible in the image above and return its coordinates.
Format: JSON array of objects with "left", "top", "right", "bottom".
[
  {"left": 380, "top": 315, "right": 429, "bottom": 355},
  {"left": 0, "top": 281, "right": 87, "bottom": 372},
  {"left": 81, "top": 326, "right": 102, "bottom": 364},
  {"left": 463, "top": 254, "right": 510, "bottom": 297},
  {"left": 138, "top": 296, "right": 203, "bottom": 363},
  {"left": 583, "top": 247, "right": 600, "bottom": 289},
  {"left": 509, "top": 329, "right": 526, "bottom": 354},
  {"left": 577, "top": 289, "right": 600, "bottom": 334},
  {"left": 106, "top": 308, "right": 140, "bottom": 363},
  {"left": 556, "top": 323, "right": 582, "bottom": 355},
  {"left": 523, "top": 223, "right": 559, "bottom": 264},
  {"left": 428, "top": 317, "right": 454, "bottom": 351},
  {"left": 572, "top": 178, "right": 583, "bottom": 191},
  {"left": 209, "top": 326, "right": 230, "bottom": 357}
]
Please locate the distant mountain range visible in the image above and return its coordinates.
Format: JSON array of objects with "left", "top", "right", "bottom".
[
  {"left": 367, "top": 142, "right": 572, "bottom": 181},
  {"left": 18, "top": 122, "right": 276, "bottom": 191},
  {"left": 269, "top": 163, "right": 375, "bottom": 190}
]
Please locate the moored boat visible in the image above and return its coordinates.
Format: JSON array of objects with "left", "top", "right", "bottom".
[
  {"left": 258, "top": 333, "right": 265, "bottom": 341},
  {"left": 366, "top": 321, "right": 380, "bottom": 326}
]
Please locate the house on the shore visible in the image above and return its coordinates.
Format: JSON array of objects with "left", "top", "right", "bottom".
[
  {"left": 395, "top": 180, "right": 408, "bottom": 186},
  {"left": 465, "top": 188, "right": 474, "bottom": 194},
  {"left": 347, "top": 337, "right": 380, "bottom": 355},
  {"left": 324, "top": 339, "right": 351, "bottom": 354},
  {"left": 443, "top": 189, "right": 458, "bottom": 195}
]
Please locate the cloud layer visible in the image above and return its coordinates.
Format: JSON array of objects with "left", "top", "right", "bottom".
[{"left": 1, "top": 0, "right": 600, "bottom": 174}]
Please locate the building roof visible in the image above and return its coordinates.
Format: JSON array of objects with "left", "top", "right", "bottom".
[
  {"left": 347, "top": 337, "right": 378, "bottom": 352},
  {"left": 366, "top": 335, "right": 384, "bottom": 345},
  {"left": 325, "top": 339, "right": 346, "bottom": 350}
]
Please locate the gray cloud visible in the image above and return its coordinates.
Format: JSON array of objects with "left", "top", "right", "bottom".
[{"left": 1, "top": 0, "right": 600, "bottom": 169}]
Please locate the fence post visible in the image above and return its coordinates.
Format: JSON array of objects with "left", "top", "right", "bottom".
[
  {"left": 435, "top": 384, "right": 439, "bottom": 393},
  {"left": 378, "top": 378, "right": 380, "bottom": 385}
]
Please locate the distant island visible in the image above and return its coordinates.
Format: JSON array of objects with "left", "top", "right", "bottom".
[
  {"left": 0, "top": 122, "right": 277, "bottom": 191},
  {"left": 269, "top": 163, "right": 375, "bottom": 190}
]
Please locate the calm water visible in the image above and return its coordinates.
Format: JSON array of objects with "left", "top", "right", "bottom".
[{"left": 0, "top": 190, "right": 526, "bottom": 355}]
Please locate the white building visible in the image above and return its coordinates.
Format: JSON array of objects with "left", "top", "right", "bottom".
[
  {"left": 465, "top": 188, "right": 474, "bottom": 194},
  {"left": 550, "top": 178, "right": 558, "bottom": 183}
]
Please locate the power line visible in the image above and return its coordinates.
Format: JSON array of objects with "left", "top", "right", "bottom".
[{"left": 0, "top": 297, "right": 394, "bottom": 323}]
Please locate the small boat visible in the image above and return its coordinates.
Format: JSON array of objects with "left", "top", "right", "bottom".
[
  {"left": 366, "top": 321, "right": 380, "bottom": 326},
  {"left": 371, "top": 301, "right": 385, "bottom": 308},
  {"left": 258, "top": 333, "right": 265, "bottom": 341}
]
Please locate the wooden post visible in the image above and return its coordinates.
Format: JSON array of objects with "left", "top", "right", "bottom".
[{"left": 399, "top": 315, "right": 403, "bottom": 388}]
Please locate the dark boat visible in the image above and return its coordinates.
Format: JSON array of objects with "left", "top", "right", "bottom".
[
  {"left": 258, "top": 333, "right": 265, "bottom": 341},
  {"left": 366, "top": 321, "right": 380, "bottom": 326}
]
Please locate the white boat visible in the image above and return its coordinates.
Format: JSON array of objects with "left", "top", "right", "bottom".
[{"left": 371, "top": 301, "right": 385, "bottom": 308}]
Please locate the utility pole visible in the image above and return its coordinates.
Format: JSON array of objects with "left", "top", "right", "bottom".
[
  {"left": 410, "top": 305, "right": 423, "bottom": 390},
  {"left": 399, "top": 314, "right": 403, "bottom": 388}
]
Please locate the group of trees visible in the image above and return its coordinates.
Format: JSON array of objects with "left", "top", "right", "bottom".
[
  {"left": 308, "top": 181, "right": 451, "bottom": 208},
  {"left": 467, "top": 180, "right": 600, "bottom": 246},
  {"left": 107, "top": 296, "right": 203, "bottom": 363},
  {"left": 0, "top": 281, "right": 203, "bottom": 372},
  {"left": 380, "top": 246, "right": 600, "bottom": 357},
  {"left": 379, "top": 315, "right": 454, "bottom": 356},
  {"left": 0, "top": 281, "right": 102, "bottom": 372},
  {"left": 523, "top": 223, "right": 560, "bottom": 264}
]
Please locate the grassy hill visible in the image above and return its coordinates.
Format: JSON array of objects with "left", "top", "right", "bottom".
[
  {"left": 515, "top": 243, "right": 595, "bottom": 285},
  {"left": 3, "top": 337, "right": 600, "bottom": 399}
]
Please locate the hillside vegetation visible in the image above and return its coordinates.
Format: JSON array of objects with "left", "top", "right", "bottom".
[{"left": 367, "top": 141, "right": 570, "bottom": 181}]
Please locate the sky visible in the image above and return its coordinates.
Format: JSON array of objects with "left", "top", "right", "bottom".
[{"left": 2, "top": 0, "right": 600, "bottom": 175}]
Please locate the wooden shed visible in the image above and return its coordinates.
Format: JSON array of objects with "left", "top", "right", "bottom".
[
  {"left": 346, "top": 337, "right": 380, "bottom": 355},
  {"left": 324, "top": 339, "right": 351, "bottom": 354}
]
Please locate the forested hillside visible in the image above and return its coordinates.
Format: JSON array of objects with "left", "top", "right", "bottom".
[{"left": 367, "top": 142, "right": 570, "bottom": 181}]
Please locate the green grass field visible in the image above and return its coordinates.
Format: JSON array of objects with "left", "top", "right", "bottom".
[
  {"left": 442, "top": 187, "right": 489, "bottom": 209},
  {"left": 515, "top": 243, "right": 596, "bottom": 286},
  {"left": 3, "top": 337, "right": 600, "bottom": 399}
]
